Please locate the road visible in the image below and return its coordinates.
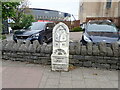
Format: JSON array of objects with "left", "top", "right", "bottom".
[
  {"left": 70, "top": 32, "right": 83, "bottom": 41},
  {"left": 6, "top": 33, "right": 13, "bottom": 41}
]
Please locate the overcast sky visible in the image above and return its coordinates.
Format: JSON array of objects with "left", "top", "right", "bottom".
[{"left": 29, "top": 0, "right": 80, "bottom": 20}]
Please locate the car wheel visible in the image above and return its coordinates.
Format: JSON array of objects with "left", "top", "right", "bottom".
[
  {"left": 80, "top": 36, "right": 87, "bottom": 45},
  {"left": 13, "top": 36, "right": 17, "bottom": 43},
  {"left": 13, "top": 39, "right": 17, "bottom": 43},
  {"left": 38, "top": 36, "right": 47, "bottom": 44}
]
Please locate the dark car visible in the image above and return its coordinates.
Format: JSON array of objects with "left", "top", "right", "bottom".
[
  {"left": 13, "top": 22, "right": 55, "bottom": 44},
  {"left": 80, "top": 20, "right": 120, "bottom": 44}
]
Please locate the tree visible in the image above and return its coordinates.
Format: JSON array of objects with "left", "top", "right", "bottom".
[
  {"left": 13, "top": 0, "right": 30, "bottom": 25},
  {"left": 11, "top": 14, "right": 35, "bottom": 30},
  {"left": 11, "top": 0, "right": 35, "bottom": 30},
  {"left": 2, "top": 0, "right": 35, "bottom": 30},
  {"left": 21, "top": 14, "right": 35, "bottom": 29},
  {"left": 0, "top": 1, "right": 2, "bottom": 38},
  {"left": 2, "top": 0, "right": 29, "bottom": 20},
  {"left": 2, "top": 2, "right": 20, "bottom": 21},
  {"left": 0, "top": 1, "right": 2, "bottom": 32}
]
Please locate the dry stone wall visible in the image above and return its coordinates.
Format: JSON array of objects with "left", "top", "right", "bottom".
[{"left": 1, "top": 40, "right": 120, "bottom": 70}]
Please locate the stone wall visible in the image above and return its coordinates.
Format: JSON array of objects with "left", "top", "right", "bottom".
[{"left": 1, "top": 40, "right": 120, "bottom": 70}]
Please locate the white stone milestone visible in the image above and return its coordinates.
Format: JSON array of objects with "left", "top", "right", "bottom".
[{"left": 51, "top": 22, "right": 69, "bottom": 71}]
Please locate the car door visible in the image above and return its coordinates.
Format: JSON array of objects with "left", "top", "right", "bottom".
[{"left": 45, "top": 23, "right": 55, "bottom": 40}]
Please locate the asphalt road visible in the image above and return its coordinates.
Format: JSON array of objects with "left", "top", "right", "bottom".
[
  {"left": 70, "top": 32, "right": 83, "bottom": 41},
  {"left": 6, "top": 33, "right": 13, "bottom": 41}
]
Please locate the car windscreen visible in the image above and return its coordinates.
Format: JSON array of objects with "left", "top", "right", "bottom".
[
  {"left": 30, "top": 22, "right": 45, "bottom": 30},
  {"left": 87, "top": 24, "right": 118, "bottom": 32}
]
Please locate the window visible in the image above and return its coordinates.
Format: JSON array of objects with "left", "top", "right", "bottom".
[
  {"left": 30, "top": 22, "right": 46, "bottom": 30},
  {"left": 87, "top": 24, "right": 117, "bottom": 32},
  {"left": 80, "top": 3, "right": 83, "bottom": 12},
  {"left": 46, "top": 23, "right": 55, "bottom": 30},
  {"left": 45, "top": 11, "right": 48, "bottom": 13},
  {"left": 106, "top": 0, "right": 112, "bottom": 8}
]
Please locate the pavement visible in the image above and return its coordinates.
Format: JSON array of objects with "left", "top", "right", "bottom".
[
  {"left": 1, "top": 59, "right": 118, "bottom": 88},
  {"left": 2, "top": 32, "right": 119, "bottom": 88},
  {"left": 6, "top": 33, "right": 13, "bottom": 41},
  {"left": 70, "top": 32, "right": 82, "bottom": 41}
]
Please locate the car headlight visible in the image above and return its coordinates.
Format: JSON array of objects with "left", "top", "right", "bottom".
[
  {"left": 83, "top": 34, "right": 92, "bottom": 42},
  {"left": 35, "top": 33, "right": 39, "bottom": 37},
  {"left": 32, "top": 33, "right": 39, "bottom": 37},
  {"left": 31, "top": 33, "right": 39, "bottom": 37}
]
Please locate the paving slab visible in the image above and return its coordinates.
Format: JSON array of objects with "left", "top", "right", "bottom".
[
  {"left": 72, "top": 80, "right": 86, "bottom": 88},
  {"left": 1, "top": 60, "right": 118, "bottom": 88}
]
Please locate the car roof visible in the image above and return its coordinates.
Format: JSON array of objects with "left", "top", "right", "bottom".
[
  {"left": 32, "top": 22, "right": 53, "bottom": 24},
  {"left": 87, "top": 20, "right": 114, "bottom": 25}
]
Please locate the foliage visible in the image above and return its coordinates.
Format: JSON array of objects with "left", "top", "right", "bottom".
[
  {"left": 0, "top": 34, "right": 6, "bottom": 40},
  {"left": 71, "top": 27, "right": 83, "bottom": 32},
  {"left": 2, "top": 0, "right": 29, "bottom": 20},
  {"left": 2, "top": 2, "right": 20, "bottom": 20},
  {"left": 11, "top": 14, "right": 35, "bottom": 30},
  {"left": 2, "top": 0, "right": 34, "bottom": 31},
  {"left": 2, "top": 2, "right": 21, "bottom": 33},
  {"left": 0, "top": 2, "right": 2, "bottom": 34},
  {"left": 20, "top": 14, "right": 35, "bottom": 29}
]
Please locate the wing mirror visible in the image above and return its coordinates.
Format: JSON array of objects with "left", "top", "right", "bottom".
[
  {"left": 24, "top": 26, "right": 31, "bottom": 30},
  {"left": 80, "top": 23, "right": 86, "bottom": 31},
  {"left": 46, "top": 27, "right": 50, "bottom": 30},
  {"left": 27, "top": 26, "right": 31, "bottom": 30}
]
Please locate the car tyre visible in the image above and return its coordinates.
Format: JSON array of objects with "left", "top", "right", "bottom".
[
  {"left": 38, "top": 36, "right": 47, "bottom": 44},
  {"left": 13, "top": 36, "right": 17, "bottom": 43},
  {"left": 80, "top": 36, "right": 87, "bottom": 45}
]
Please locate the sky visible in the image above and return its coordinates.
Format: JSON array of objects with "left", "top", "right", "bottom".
[{"left": 29, "top": 0, "right": 80, "bottom": 20}]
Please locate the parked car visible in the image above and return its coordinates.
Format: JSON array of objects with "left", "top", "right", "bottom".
[
  {"left": 13, "top": 22, "right": 55, "bottom": 44},
  {"left": 80, "top": 20, "right": 120, "bottom": 44}
]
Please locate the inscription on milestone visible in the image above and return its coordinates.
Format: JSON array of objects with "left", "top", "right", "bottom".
[
  {"left": 51, "top": 22, "right": 69, "bottom": 71},
  {"left": 55, "top": 26, "right": 67, "bottom": 42}
]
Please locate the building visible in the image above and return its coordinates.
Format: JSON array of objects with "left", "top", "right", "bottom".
[
  {"left": 118, "top": 1, "right": 120, "bottom": 27},
  {"left": 24, "top": 8, "right": 71, "bottom": 21},
  {"left": 79, "top": 0, "right": 120, "bottom": 24}
]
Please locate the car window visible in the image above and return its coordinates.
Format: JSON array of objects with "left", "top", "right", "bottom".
[
  {"left": 87, "top": 24, "right": 118, "bottom": 32},
  {"left": 30, "top": 22, "right": 46, "bottom": 30}
]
